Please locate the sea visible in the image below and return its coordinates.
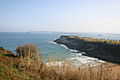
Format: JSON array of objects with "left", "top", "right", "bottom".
[{"left": 0, "top": 32, "right": 120, "bottom": 66}]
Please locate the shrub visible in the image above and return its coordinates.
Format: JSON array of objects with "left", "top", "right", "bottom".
[
  {"left": 16, "top": 44, "right": 40, "bottom": 58},
  {"left": 0, "top": 47, "right": 5, "bottom": 51}
]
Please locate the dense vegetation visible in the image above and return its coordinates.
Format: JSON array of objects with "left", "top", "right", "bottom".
[{"left": 0, "top": 44, "right": 120, "bottom": 80}]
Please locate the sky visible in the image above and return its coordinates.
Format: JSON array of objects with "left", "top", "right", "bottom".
[{"left": 0, "top": 0, "right": 120, "bottom": 33}]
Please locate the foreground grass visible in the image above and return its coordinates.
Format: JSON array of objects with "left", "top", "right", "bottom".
[
  {"left": 0, "top": 53, "right": 29, "bottom": 80},
  {"left": 0, "top": 44, "right": 120, "bottom": 80}
]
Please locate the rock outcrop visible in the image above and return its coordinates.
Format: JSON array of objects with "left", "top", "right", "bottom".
[{"left": 54, "top": 36, "right": 120, "bottom": 64}]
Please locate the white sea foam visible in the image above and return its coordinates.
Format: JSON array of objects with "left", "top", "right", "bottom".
[
  {"left": 52, "top": 41, "right": 82, "bottom": 53},
  {"left": 69, "top": 54, "right": 105, "bottom": 67},
  {"left": 46, "top": 61, "right": 63, "bottom": 66},
  {"left": 50, "top": 41, "right": 69, "bottom": 50},
  {"left": 60, "top": 44, "right": 81, "bottom": 53},
  {"left": 49, "top": 41, "right": 57, "bottom": 44},
  {"left": 50, "top": 41, "right": 105, "bottom": 67},
  {"left": 46, "top": 61, "right": 69, "bottom": 67},
  {"left": 69, "top": 49, "right": 79, "bottom": 53},
  {"left": 60, "top": 44, "right": 69, "bottom": 49}
]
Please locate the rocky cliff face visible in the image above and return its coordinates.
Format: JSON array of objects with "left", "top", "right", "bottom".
[{"left": 54, "top": 36, "right": 120, "bottom": 64}]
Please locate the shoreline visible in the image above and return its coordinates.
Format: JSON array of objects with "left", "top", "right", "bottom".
[
  {"left": 54, "top": 35, "right": 120, "bottom": 64},
  {"left": 52, "top": 41, "right": 105, "bottom": 67}
]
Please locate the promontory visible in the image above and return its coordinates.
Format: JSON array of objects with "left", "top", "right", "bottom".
[{"left": 54, "top": 35, "right": 120, "bottom": 64}]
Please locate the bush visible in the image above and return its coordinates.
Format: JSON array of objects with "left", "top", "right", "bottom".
[
  {"left": 0, "top": 47, "right": 4, "bottom": 51},
  {"left": 16, "top": 44, "right": 40, "bottom": 58}
]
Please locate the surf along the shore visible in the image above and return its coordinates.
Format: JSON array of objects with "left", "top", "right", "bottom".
[
  {"left": 52, "top": 40, "right": 105, "bottom": 67},
  {"left": 54, "top": 35, "right": 120, "bottom": 64}
]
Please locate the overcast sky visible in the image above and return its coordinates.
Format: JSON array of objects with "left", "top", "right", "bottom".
[{"left": 0, "top": 0, "right": 120, "bottom": 33}]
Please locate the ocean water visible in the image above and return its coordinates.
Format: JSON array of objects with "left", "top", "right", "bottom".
[{"left": 0, "top": 32, "right": 120, "bottom": 66}]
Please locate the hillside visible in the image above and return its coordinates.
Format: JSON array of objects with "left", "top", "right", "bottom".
[
  {"left": 54, "top": 35, "right": 120, "bottom": 63},
  {"left": 0, "top": 44, "right": 120, "bottom": 80}
]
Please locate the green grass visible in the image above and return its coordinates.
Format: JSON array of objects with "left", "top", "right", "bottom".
[
  {"left": 0, "top": 65, "right": 30, "bottom": 80},
  {"left": 0, "top": 52, "right": 6, "bottom": 56},
  {"left": 0, "top": 51, "right": 30, "bottom": 80},
  {"left": 69, "top": 35, "right": 120, "bottom": 44}
]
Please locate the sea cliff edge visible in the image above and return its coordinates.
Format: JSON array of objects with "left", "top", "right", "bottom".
[{"left": 54, "top": 35, "right": 120, "bottom": 64}]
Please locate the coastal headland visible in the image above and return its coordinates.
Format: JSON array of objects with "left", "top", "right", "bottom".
[{"left": 54, "top": 35, "right": 120, "bottom": 64}]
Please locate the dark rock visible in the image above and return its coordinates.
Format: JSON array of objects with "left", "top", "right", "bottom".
[{"left": 54, "top": 36, "right": 120, "bottom": 64}]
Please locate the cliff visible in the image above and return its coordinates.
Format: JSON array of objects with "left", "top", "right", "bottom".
[{"left": 54, "top": 36, "right": 120, "bottom": 64}]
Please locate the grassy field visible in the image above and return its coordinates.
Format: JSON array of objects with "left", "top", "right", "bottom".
[
  {"left": 0, "top": 44, "right": 120, "bottom": 80},
  {"left": 68, "top": 35, "right": 120, "bottom": 44}
]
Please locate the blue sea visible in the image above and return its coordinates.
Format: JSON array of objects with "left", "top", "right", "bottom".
[{"left": 0, "top": 32, "right": 120, "bottom": 66}]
